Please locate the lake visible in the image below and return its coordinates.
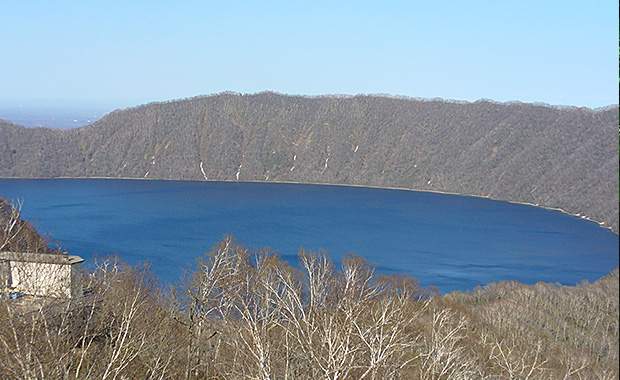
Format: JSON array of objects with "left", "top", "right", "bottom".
[{"left": 0, "top": 178, "right": 617, "bottom": 293}]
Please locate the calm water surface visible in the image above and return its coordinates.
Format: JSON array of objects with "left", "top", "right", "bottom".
[{"left": 0, "top": 179, "right": 617, "bottom": 293}]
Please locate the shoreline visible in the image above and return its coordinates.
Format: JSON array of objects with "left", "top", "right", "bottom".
[{"left": 2, "top": 175, "right": 617, "bottom": 235}]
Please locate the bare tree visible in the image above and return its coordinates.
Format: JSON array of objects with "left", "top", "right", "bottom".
[
  {"left": 0, "top": 198, "right": 23, "bottom": 252},
  {"left": 0, "top": 197, "right": 51, "bottom": 254}
]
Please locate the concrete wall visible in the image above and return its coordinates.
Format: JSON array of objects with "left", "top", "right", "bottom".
[
  {"left": 0, "top": 252, "right": 83, "bottom": 298},
  {"left": 0, "top": 259, "right": 10, "bottom": 290}
]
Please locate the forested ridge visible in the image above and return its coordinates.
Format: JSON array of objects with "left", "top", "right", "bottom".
[{"left": 0, "top": 92, "right": 618, "bottom": 232}]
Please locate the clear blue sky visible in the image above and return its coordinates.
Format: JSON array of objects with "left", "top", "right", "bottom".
[{"left": 1, "top": 0, "right": 618, "bottom": 109}]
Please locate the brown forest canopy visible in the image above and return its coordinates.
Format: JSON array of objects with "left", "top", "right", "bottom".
[{"left": 0, "top": 92, "right": 618, "bottom": 231}]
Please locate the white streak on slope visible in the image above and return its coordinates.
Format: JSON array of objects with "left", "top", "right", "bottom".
[
  {"left": 200, "top": 161, "right": 208, "bottom": 180},
  {"left": 321, "top": 156, "right": 329, "bottom": 174}
]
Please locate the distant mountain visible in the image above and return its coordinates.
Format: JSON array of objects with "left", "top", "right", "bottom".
[{"left": 0, "top": 92, "right": 618, "bottom": 232}]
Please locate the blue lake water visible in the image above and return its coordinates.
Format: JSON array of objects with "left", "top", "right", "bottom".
[{"left": 0, "top": 178, "right": 617, "bottom": 293}]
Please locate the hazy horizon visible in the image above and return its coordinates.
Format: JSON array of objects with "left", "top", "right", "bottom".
[{"left": 1, "top": 1, "right": 617, "bottom": 109}]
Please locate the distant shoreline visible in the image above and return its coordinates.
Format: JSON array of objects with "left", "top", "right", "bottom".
[{"left": 2, "top": 175, "right": 616, "bottom": 235}]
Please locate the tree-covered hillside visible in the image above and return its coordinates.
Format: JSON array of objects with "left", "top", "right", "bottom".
[{"left": 1, "top": 92, "right": 618, "bottom": 231}]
